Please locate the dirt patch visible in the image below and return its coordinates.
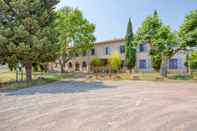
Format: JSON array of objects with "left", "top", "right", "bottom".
[{"left": 0, "top": 80, "right": 197, "bottom": 131}]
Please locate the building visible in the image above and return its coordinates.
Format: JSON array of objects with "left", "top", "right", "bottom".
[{"left": 48, "top": 38, "right": 187, "bottom": 73}]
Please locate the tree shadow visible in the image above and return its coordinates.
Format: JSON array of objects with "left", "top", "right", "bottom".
[{"left": 6, "top": 80, "right": 116, "bottom": 96}]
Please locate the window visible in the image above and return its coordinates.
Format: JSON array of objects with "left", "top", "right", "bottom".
[
  {"left": 169, "top": 59, "right": 178, "bottom": 69},
  {"left": 139, "top": 44, "right": 146, "bottom": 52},
  {"left": 91, "top": 49, "right": 95, "bottom": 55},
  {"left": 105, "top": 47, "right": 110, "bottom": 55},
  {"left": 139, "top": 60, "right": 146, "bottom": 69},
  {"left": 120, "top": 45, "right": 125, "bottom": 54}
]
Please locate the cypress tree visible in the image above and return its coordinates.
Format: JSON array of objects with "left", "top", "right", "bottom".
[{"left": 125, "top": 18, "right": 136, "bottom": 72}]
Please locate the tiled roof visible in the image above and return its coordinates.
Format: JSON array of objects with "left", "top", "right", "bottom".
[{"left": 95, "top": 38, "right": 125, "bottom": 45}]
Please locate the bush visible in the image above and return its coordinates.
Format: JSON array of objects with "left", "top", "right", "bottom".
[
  {"left": 90, "top": 57, "right": 102, "bottom": 72},
  {"left": 168, "top": 74, "right": 193, "bottom": 80},
  {"left": 108, "top": 52, "right": 121, "bottom": 72}
]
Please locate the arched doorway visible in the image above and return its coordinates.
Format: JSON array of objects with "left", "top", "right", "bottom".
[
  {"left": 68, "top": 62, "right": 72, "bottom": 69},
  {"left": 82, "top": 61, "right": 87, "bottom": 71},
  {"left": 75, "top": 62, "right": 80, "bottom": 71}
]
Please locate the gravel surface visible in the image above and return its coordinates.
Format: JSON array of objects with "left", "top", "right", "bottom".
[{"left": 0, "top": 80, "right": 197, "bottom": 131}]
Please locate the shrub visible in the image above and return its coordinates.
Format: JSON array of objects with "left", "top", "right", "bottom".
[
  {"left": 90, "top": 57, "right": 102, "bottom": 72},
  {"left": 108, "top": 52, "right": 122, "bottom": 72}
]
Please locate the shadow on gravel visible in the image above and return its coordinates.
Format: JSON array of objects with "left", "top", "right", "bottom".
[{"left": 6, "top": 80, "right": 116, "bottom": 96}]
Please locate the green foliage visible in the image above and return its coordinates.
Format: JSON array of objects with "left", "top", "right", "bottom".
[
  {"left": 179, "top": 10, "right": 197, "bottom": 48},
  {"left": 136, "top": 11, "right": 177, "bottom": 76},
  {"left": 150, "top": 53, "right": 162, "bottom": 71},
  {"left": 168, "top": 74, "right": 193, "bottom": 80},
  {"left": 108, "top": 52, "right": 122, "bottom": 71},
  {"left": 0, "top": 0, "right": 60, "bottom": 80},
  {"left": 90, "top": 57, "right": 102, "bottom": 67},
  {"left": 54, "top": 7, "right": 96, "bottom": 65},
  {"left": 190, "top": 51, "right": 197, "bottom": 69},
  {"left": 153, "top": 25, "right": 177, "bottom": 57},
  {"left": 125, "top": 18, "right": 136, "bottom": 70},
  {"left": 135, "top": 10, "right": 162, "bottom": 44},
  {"left": 135, "top": 10, "right": 163, "bottom": 72},
  {"left": 185, "top": 51, "right": 197, "bottom": 70}
]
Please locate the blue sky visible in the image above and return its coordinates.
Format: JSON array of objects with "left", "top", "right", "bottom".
[{"left": 57, "top": 0, "right": 197, "bottom": 41}]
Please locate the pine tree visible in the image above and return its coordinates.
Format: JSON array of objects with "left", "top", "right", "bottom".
[
  {"left": 125, "top": 18, "right": 136, "bottom": 72},
  {"left": 0, "top": 0, "right": 60, "bottom": 81}
]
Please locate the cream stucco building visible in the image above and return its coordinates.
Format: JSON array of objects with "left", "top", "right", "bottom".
[{"left": 49, "top": 38, "right": 187, "bottom": 73}]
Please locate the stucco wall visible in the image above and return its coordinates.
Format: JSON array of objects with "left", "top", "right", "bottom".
[{"left": 49, "top": 39, "right": 187, "bottom": 73}]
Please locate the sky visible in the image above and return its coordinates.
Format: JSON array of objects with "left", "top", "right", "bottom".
[{"left": 56, "top": 0, "right": 197, "bottom": 41}]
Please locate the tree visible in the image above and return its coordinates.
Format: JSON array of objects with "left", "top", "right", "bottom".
[
  {"left": 135, "top": 10, "right": 177, "bottom": 77},
  {"left": 153, "top": 25, "right": 177, "bottom": 77},
  {"left": 190, "top": 51, "right": 197, "bottom": 70},
  {"left": 179, "top": 10, "right": 197, "bottom": 75},
  {"left": 0, "top": 0, "right": 60, "bottom": 81},
  {"left": 108, "top": 52, "right": 121, "bottom": 72},
  {"left": 90, "top": 57, "right": 102, "bottom": 73},
  {"left": 179, "top": 10, "right": 197, "bottom": 48},
  {"left": 135, "top": 10, "right": 163, "bottom": 72},
  {"left": 125, "top": 18, "right": 136, "bottom": 72},
  {"left": 54, "top": 7, "right": 96, "bottom": 73},
  {"left": 185, "top": 51, "right": 197, "bottom": 72},
  {"left": 135, "top": 10, "right": 162, "bottom": 47}
]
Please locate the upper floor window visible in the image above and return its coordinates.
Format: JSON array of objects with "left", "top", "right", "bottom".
[
  {"left": 120, "top": 45, "right": 125, "bottom": 54},
  {"left": 139, "top": 44, "right": 146, "bottom": 52},
  {"left": 139, "top": 59, "right": 147, "bottom": 69},
  {"left": 104, "top": 47, "right": 111, "bottom": 55},
  {"left": 169, "top": 59, "right": 178, "bottom": 69},
  {"left": 91, "top": 49, "right": 95, "bottom": 55}
]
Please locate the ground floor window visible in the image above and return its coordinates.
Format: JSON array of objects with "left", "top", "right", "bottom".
[
  {"left": 169, "top": 58, "right": 178, "bottom": 69},
  {"left": 139, "top": 59, "right": 146, "bottom": 69}
]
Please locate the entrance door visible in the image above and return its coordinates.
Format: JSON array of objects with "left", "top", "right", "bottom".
[{"left": 75, "top": 63, "right": 80, "bottom": 71}]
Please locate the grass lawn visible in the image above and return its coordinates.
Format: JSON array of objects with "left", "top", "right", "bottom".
[
  {"left": 96, "top": 72, "right": 197, "bottom": 81},
  {"left": 1, "top": 69, "right": 196, "bottom": 91},
  {"left": 0, "top": 70, "right": 67, "bottom": 91}
]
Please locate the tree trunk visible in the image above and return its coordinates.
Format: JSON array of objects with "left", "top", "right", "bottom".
[
  {"left": 95, "top": 67, "right": 98, "bottom": 79},
  {"left": 25, "top": 62, "right": 32, "bottom": 81},
  {"left": 187, "top": 53, "right": 192, "bottom": 76},
  {"left": 16, "top": 68, "right": 19, "bottom": 82},
  {"left": 21, "top": 69, "right": 23, "bottom": 81},
  {"left": 160, "top": 54, "right": 168, "bottom": 77},
  {"left": 59, "top": 58, "right": 66, "bottom": 73},
  {"left": 109, "top": 66, "right": 112, "bottom": 79}
]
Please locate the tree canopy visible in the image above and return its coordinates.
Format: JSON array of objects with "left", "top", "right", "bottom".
[
  {"left": 0, "top": 0, "right": 60, "bottom": 81},
  {"left": 125, "top": 18, "right": 136, "bottom": 71},
  {"left": 54, "top": 6, "right": 96, "bottom": 73},
  {"left": 179, "top": 9, "right": 197, "bottom": 48},
  {"left": 135, "top": 10, "right": 162, "bottom": 45},
  {"left": 135, "top": 11, "right": 178, "bottom": 77}
]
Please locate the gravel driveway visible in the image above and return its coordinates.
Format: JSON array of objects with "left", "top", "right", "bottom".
[{"left": 0, "top": 80, "right": 197, "bottom": 131}]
